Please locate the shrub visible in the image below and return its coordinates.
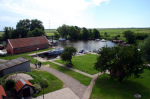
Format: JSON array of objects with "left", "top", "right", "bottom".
[
  {"left": 33, "top": 84, "right": 41, "bottom": 93},
  {"left": 40, "top": 80, "right": 48, "bottom": 88},
  {"left": 5, "top": 79, "right": 15, "bottom": 90},
  {"left": 118, "top": 35, "right": 120, "bottom": 37},
  {"left": 33, "top": 93, "right": 38, "bottom": 98}
]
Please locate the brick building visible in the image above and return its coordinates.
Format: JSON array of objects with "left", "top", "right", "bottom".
[{"left": 6, "top": 36, "right": 49, "bottom": 54}]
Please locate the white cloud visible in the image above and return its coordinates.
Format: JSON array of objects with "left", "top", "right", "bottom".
[{"left": 0, "top": 0, "right": 110, "bottom": 29}]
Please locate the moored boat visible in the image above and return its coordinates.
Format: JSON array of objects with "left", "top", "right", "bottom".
[
  {"left": 48, "top": 47, "right": 64, "bottom": 55},
  {"left": 100, "top": 39, "right": 107, "bottom": 42},
  {"left": 95, "top": 39, "right": 100, "bottom": 41},
  {"left": 59, "top": 38, "right": 66, "bottom": 41}
]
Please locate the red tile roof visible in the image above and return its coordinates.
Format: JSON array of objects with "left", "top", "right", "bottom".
[
  {"left": 8, "top": 36, "right": 49, "bottom": 48},
  {"left": 0, "top": 85, "right": 6, "bottom": 99},
  {"left": 15, "top": 79, "right": 34, "bottom": 92}
]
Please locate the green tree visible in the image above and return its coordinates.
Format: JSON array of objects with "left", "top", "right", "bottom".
[
  {"left": 139, "top": 36, "right": 150, "bottom": 62},
  {"left": 88, "top": 29, "right": 93, "bottom": 38},
  {"left": 61, "top": 46, "right": 77, "bottom": 65},
  {"left": 104, "top": 32, "right": 107, "bottom": 37},
  {"left": 54, "top": 32, "right": 60, "bottom": 39},
  {"left": 123, "top": 30, "right": 136, "bottom": 44},
  {"left": 94, "top": 45, "right": 144, "bottom": 82},
  {"left": 57, "top": 24, "right": 70, "bottom": 37},
  {"left": 30, "top": 19, "right": 44, "bottom": 31},
  {"left": 69, "top": 26, "right": 78, "bottom": 40},
  {"left": 82, "top": 27, "right": 89, "bottom": 39},
  {"left": 3, "top": 27, "right": 14, "bottom": 40},
  {"left": 27, "top": 28, "right": 45, "bottom": 37},
  {"left": 93, "top": 28, "right": 100, "bottom": 39},
  {"left": 10, "top": 30, "right": 20, "bottom": 39},
  {"left": 16, "top": 19, "right": 30, "bottom": 38}
]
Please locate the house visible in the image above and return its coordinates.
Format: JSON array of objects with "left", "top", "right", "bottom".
[
  {"left": 0, "top": 57, "right": 30, "bottom": 77},
  {"left": 15, "top": 79, "right": 34, "bottom": 98},
  {"left": 7, "top": 36, "right": 49, "bottom": 54},
  {"left": 0, "top": 85, "right": 7, "bottom": 99}
]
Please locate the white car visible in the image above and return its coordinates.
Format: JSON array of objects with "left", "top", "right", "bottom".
[{"left": 0, "top": 50, "right": 7, "bottom": 56}]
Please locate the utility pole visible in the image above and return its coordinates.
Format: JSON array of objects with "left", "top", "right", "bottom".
[{"left": 49, "top": 20, "right": 50, "bottom": 33}]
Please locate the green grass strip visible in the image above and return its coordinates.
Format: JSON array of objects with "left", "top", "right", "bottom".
[
  {"left": 90, "top": 68, "right": 150, "bottom": 99},
  {"left": 42, "top": 62, "right": 92, "bottom": 86}
]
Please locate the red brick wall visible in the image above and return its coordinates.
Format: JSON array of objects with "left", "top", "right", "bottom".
[
  {"left": 6, "top": 41, "right": 14, "bottom": 54},
  {"left": 13, "top": 43, "right": 49, "bottom": 54}
]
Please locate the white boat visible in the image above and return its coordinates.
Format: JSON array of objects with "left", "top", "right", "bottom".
[
  {"left": 48, "top": 47, "right": 64, "bottom": 55},
  {"left": 93, "top": 49, "right": 99, "bottom": 53},
  {"left": 100, "top": 39, "right": 107, "bottom": 42},
  {"left": 59, "top": 38, "right": 66, "bottom": 41},
  {"left": 95, "top": 39, "right": 100, "bottom": 41}
]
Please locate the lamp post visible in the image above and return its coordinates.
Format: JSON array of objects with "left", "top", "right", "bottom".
[{"left": 36, "top": 48, "right": 39, "bottom": 61}]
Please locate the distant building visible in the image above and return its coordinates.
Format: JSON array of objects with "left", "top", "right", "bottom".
[
  {"left": 0, "top": 85, "right": 7, "bottom": 99},
  {"left": 7, "top": 36, "right": 49, "bottom": 54},
  {"left": 0, "top": 57, "right": 30, "bottom": 77},
  {"left": 15, "top": 79, "right": 34, "bottom": 98}
]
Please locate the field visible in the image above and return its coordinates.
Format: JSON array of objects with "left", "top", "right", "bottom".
[
  {"left": 45, "top": 29, "right": 57, "bottom": 36},
  {"left": 0, "top": 31, "right": 4, "bottom": 36},
  {"left": 90, "top": 67, "right": 150, "bottom": 99},
  {"left": 54, "top": 54, "right": 99, "bottom": 75}
]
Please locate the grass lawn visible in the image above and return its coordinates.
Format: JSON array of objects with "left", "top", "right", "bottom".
[
  {"left": 0, "top": 70, "right": 63, "bottom": 97},
  {"left": 42, "top": 62, "right": 92, "bottom": 86},
  {"left": 90, "top": 68, "right": 150, "bottom": 99},
  {"left": 26, "top": 70, "right": 63, "bottom": 97},
  {"left": 54, "top": 54, "right": 99, "bottom": 75}
]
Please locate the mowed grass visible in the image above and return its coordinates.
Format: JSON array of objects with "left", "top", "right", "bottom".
[
  {"left": 26, "top": 70, "right": 63, "bottom": 96},
  {"left": 42, "top": 62, "right": 92, "bottom": 86},
  {"left": 90, "top": 68, "right": 150, "bottom": 99},
  {"left": 54, "top": 54, "right": 99, "bottom": 75},
  {"left": 0, "top": 70, "right": 63, "bottom": 97}
]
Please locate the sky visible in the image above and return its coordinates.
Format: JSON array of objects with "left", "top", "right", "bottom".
[{"left": 0, "top": 0, "right": 150, "bottom": 31}]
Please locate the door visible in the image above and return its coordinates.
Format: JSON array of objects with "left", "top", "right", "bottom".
[{"left": 23, "top": 87, "right": 30, "bottom": 97}]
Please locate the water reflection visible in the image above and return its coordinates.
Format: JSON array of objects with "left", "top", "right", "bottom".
[{"left": 56, "top": 40, "right": 116, "bottom": 51}]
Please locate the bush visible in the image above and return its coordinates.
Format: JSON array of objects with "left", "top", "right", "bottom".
[
  {"left": 33, "top": 84, "right": 41, "bottom": 93},
  {"left": 33, "top": 93, "right": 38, "bottom": 98},
  {"left": 118, "top": 35, "right": 120, "bottom": 37},
  {"left": 135, "top": 33, "right": 148, "bottom": 40},
  {"left": 5, "top": 79, "right": 15, "bottom": 90},
  {"left": 40, "top": 80, "right": 48, "bottom": 88}
]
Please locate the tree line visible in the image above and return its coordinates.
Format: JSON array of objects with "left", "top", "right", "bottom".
[
  {"left": 55, "top": 24, "right": 100, "bottom": 40},
  {"left": 3, "top": 19, "right": 45, "bottom": 40}
]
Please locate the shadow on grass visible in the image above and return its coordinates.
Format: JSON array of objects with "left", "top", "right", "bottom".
[{"left": 90, "top": 74, "right": 150, "bottom": 99}]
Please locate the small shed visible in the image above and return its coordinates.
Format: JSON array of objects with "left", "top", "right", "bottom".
[
  {"left": 0, "top": 85, "right": 7, "bottom": 99},
  {"left": 0, "top": 57, "right": 30, "bottom": 77},
  {"left": 15, "top": 79, "right": 34, "bottom": 98}
]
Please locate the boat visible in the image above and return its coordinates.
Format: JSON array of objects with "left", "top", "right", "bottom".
[
  {"left": 100, "top": 39, "right": 107, "bottom": 42},
  {"left": 79, "top": 50, "right": 84, "bottom": 53},
  {"left": 48, "top": 47, "right": 64, "bottom": 55},
  {"left": 95, "top": 39, "right": 100, "bottom": 41},
  {"left": 93, "top": 49, "right": 99, "bottom": 53},
  {"left": 59, "top": 38, "right": 66, "bottom": 41}
]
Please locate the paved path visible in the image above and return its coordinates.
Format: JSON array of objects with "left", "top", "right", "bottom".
[
  {"left": 32, "top": 88, "right": 80, "bottom": 99},
  {"left": 30, "top": 63, "right": 87, "bottom": 99}
]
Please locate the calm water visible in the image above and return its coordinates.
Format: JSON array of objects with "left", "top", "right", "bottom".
[
  {"left": 56, "top": 40, "right": 116, "bottom": 52},
  {"left": 39, "top": 40, "right": 116, "bottom": 59}
]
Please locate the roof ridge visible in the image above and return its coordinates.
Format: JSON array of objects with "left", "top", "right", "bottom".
[{"left": 20, "top": 79, "right": 26, "bottom": 85}]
